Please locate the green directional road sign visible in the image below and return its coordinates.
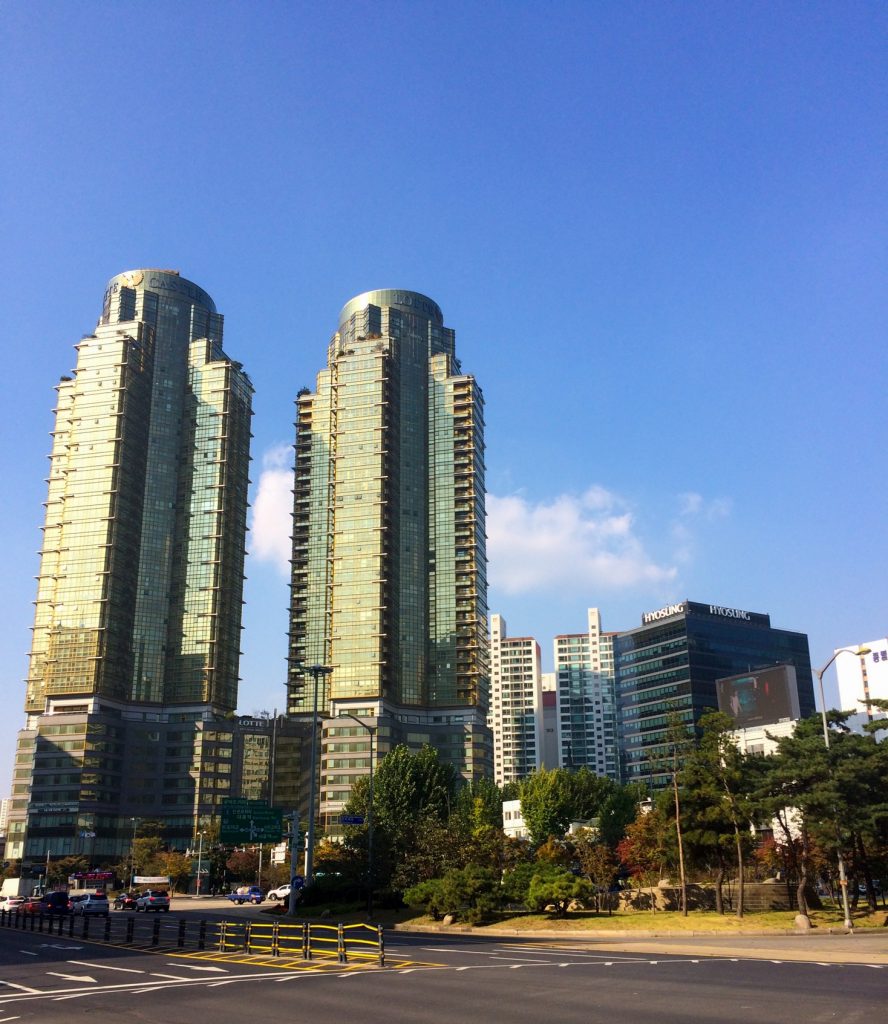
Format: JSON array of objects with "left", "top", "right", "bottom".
[{"left": 220, "top": 799, "right": 283, "bottom": 844}]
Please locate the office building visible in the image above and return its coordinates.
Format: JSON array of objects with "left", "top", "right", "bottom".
[
  {"left": 231, "top": 714, "right": 313, "bottom": 811},
  {"left": 614, "top": 600, "right": 814, "bottom": 789},
  {"left": 554, "top": 609, "right": 620, "bottom": 781},
  {"left": 287, "top": 290, "right": 490, "bottom": 823},
  {"left": 8, "top": 269, "right": 252, "bottom": 862},
  {"left": 488, "top": 615, "right": 542, "bottom": 786},
  {"left": 835, "top": 639, "right": 888, "bottom": 731}
]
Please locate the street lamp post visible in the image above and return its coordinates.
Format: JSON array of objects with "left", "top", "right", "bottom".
[
  {"left": 337, "top": 713, "right": 377, "bottom": 918},
  {"left": 129, "top": 817, "right": 139, "bottom": 889},
  {"left": 302, "top": 664, "right": 333, "bottom": 887},
  {"left": 195, "top": 831, "right": 205, "bottom": 897},
  {"left": 814, "top": 645, "right": 871, "bottom": 932}
]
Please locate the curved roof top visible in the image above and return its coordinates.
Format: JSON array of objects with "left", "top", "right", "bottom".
[{"left": 338, "top": 289, "right": 442, "bottom": 327}]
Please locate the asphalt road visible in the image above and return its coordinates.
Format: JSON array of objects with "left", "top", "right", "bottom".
[{"left": 0, "top": 918, "right": 885, "bottom": 1024}]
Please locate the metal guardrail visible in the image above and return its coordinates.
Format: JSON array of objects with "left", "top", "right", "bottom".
[{"left": 0, "top": 909, "right": 384, "bottom": 965}]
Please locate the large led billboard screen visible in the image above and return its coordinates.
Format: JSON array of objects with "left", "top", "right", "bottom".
[{"left": 716, "top": 664, "right": 800, "bottom": 727}]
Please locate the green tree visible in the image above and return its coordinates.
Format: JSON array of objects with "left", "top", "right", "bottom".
[
  {"left": 132, "top": 837, "right": 165, "bottom": 877},
  {"left": 404, "top": 865, "right": 501, "bottom": 925},
  {"left": 762, "top": 713, "right": 888, "bottom": 916},
  {"left": 225, "top": 848, "right": 259, "bottom": 883},
  {"left": 572, "top": 828, "right": 618, "bottom": 914},
  {"left": 569, "top": 768, "right": 613, "bottom": 821},
  {"left": 158, "top": 851, "right": 192, "bottom": 893},
  {"left": 616, "top": 807, "right": 670, "bottom": 911},
  {"left": 391, "top": 815, "right": 471, "bottom": 893},
  {"left": 344, "top": 744, "right": 459, "bottom": 896},
  {"left": 681, "top": 712, "right": 758, "bottom": 917},
  {"left": 47, "top": 855, "right": 89, "bottom": 888},
  {"left": 526, "top": 863, "right": 592, "bottom": 918},
  {"left": 519, "top": 767, "right": 574, "bottom": 846},
  {"left": 502, "top": 861, "right": 539, "bottom": 907},
  {"left": 346, "top": 744, "right": 457, "bottom": 851},
  {"left": 451, "top": 777, "right": 504, "bottom": 831},
  {"left": 597, "top": 781, "right": 647, "bottom": 849}
]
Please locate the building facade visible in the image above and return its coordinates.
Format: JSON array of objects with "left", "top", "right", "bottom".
[
  {"left": 488, "top": 615, "right": 543, "bottom": 786},
  {"left": 8, "top": 270, "right": 253, "bottom": 862},
  {"left": 835, "top": 639, "right": 888, "bottom": 732},
  {"left": 554, "top": 609, "right": 621, "bottom": 781},
  {"left": 539, "top": 674, "right": 559, "bottom": 771},
  {"left": 287, "top": 290, "right": 491, "bottom": 823},
  {"left": 615, "top": 600, "right": 815, "bottom": 789}
]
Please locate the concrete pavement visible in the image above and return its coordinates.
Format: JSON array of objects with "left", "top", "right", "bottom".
[{"left": 392, "top": 922, "right": 888, "bottom": 964}]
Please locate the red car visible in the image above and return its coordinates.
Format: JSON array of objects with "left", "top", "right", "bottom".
[{"left": 20, "top": 892, "right": 71, "bottom": 915}]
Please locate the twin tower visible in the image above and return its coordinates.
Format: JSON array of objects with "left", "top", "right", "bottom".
[{"left": 10, "top": 270, "right": 490, "bottom": 862}]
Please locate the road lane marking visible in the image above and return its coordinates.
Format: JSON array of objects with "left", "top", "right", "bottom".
[
  {"left": 168, "top": 965, "right": 228, "bottom": 972},
  {"left": 66, "top": 961, "right": 143, "bottom": 974},
  {"left": 46, "top": 973, "right": 97, "bottom": 983},
  {"left": 0, "top": 984, "right": 40, "bottom": 995},
  {"left": 488, "top": 956, "right": 553, "bottom": 963},
  {"left": 17, "top": 952, "right": 37, "bottom": 957}
]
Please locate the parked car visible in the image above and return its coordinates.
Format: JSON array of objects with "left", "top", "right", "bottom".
[
  {"left": 225, "top": 885, "right": 264, "bottom": 905},
  {"left": 21, "top": 891, "right": 71, "bottom": 915},
  {"left": 266, "top": 883, "right": 292, "bottom": 901},
  {"left": 113, "top": 891, "right": 139, "bottom": 911},
  {"left": 135, "top": 890, "right": 170, "bottom": 912},
  {"left": 70, "top": 893, "right": 110, "bottom": 917},
  {"left": 0, "top": 895, "right": 25, "bottom": 911}
]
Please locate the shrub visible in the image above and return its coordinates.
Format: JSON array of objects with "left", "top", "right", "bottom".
[
  {"left": 405, "top": 866, "right": 502, "bottom": 925},
  {"left": 403, "top": 878, "right": 447, "bottom": 919},
  {"left": 526, "top": 864, "right": 593, "bottom": 918}
]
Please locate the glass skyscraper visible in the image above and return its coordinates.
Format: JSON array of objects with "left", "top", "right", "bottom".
[
  {"left": 8, "top": 269, "right": 253, "bottom": 862},
  {"left": 288, "top": 290, "right": 491, "bottom": 822},
  {"left": 615, "top": 600, "right": 814, "bottom": 790}
]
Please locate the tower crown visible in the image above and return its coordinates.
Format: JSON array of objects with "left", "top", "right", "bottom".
[
  {"left": 338, "top": 289, "right": 442, "bottom": 326},
  {"left": 105, "top": 268, "right": 217, "bottom": 313}
]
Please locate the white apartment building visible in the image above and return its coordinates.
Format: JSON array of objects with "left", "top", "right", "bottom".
[
  {"left": 488, "top": 615, "right": 543, "bottom": 786},
  {"left": 731, "top": 719, "right": 796, "bottom": 755},
  {"left": 836, "top": 639, "right": 888, "bottom": 731},
  {"left": 554, "top": 608, "right": 620, "bottom": 781}
]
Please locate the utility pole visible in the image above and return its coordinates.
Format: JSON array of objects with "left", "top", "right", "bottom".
[
  {"left": 302, "top": 664, "right": 332, "bottom": 887},
  {"left": 287, "top": 810, "right": 301, "bottom": 916}
]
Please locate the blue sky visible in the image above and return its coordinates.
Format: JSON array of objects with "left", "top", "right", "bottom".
[{"left": 1, "top": 1, "right": 886, "bottom": 793}]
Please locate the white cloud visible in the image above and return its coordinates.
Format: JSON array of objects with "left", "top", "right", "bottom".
[
  {"left": 671, "top": 491, "right": 733, "bottom": 564},
  {"left": 487, "top": 487, "right": 678, "bottom": 595},
  {"left": 248, "top": 456, "right": 730, "bottom": 597},
  {"left": 249, "top": 444, "right": 293, "bottom": 576},
  {"left": 677, "top": 491, "right": 732, "bottom": 521}
]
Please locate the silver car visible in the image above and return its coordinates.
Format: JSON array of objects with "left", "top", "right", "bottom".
[
  {"left": 135, "top": 889, "right": 170, "bottom": 912},
  {"left": 70, "top": 893, "right": 110, "bottom": 917}
]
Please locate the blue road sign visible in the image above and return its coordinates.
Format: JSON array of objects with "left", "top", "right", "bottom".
[
  {"left": 340, "top": 814, "right": 365, "bottom": 825},
  {"left": 291, "top": 875, "right": 304, "bottom": 889}
]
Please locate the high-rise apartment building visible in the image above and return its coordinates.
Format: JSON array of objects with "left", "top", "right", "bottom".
[
  {"left": 288, "top": 290, "right": 490, "bottom": 823},
  {"left": 554, "top": 608, "right": 621, "bottom": 781},
  {"left": 539, "top": 673, "right": 559, "bottom": 771},
  {"left": 615, "top": 600, "right": 814, "bottom": 789},
  {"left": 488, "top": 615, "right": 542, "bottom": 786},
  {"left": 8, "top": 270, "right": 252, "bottom": 862}
]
